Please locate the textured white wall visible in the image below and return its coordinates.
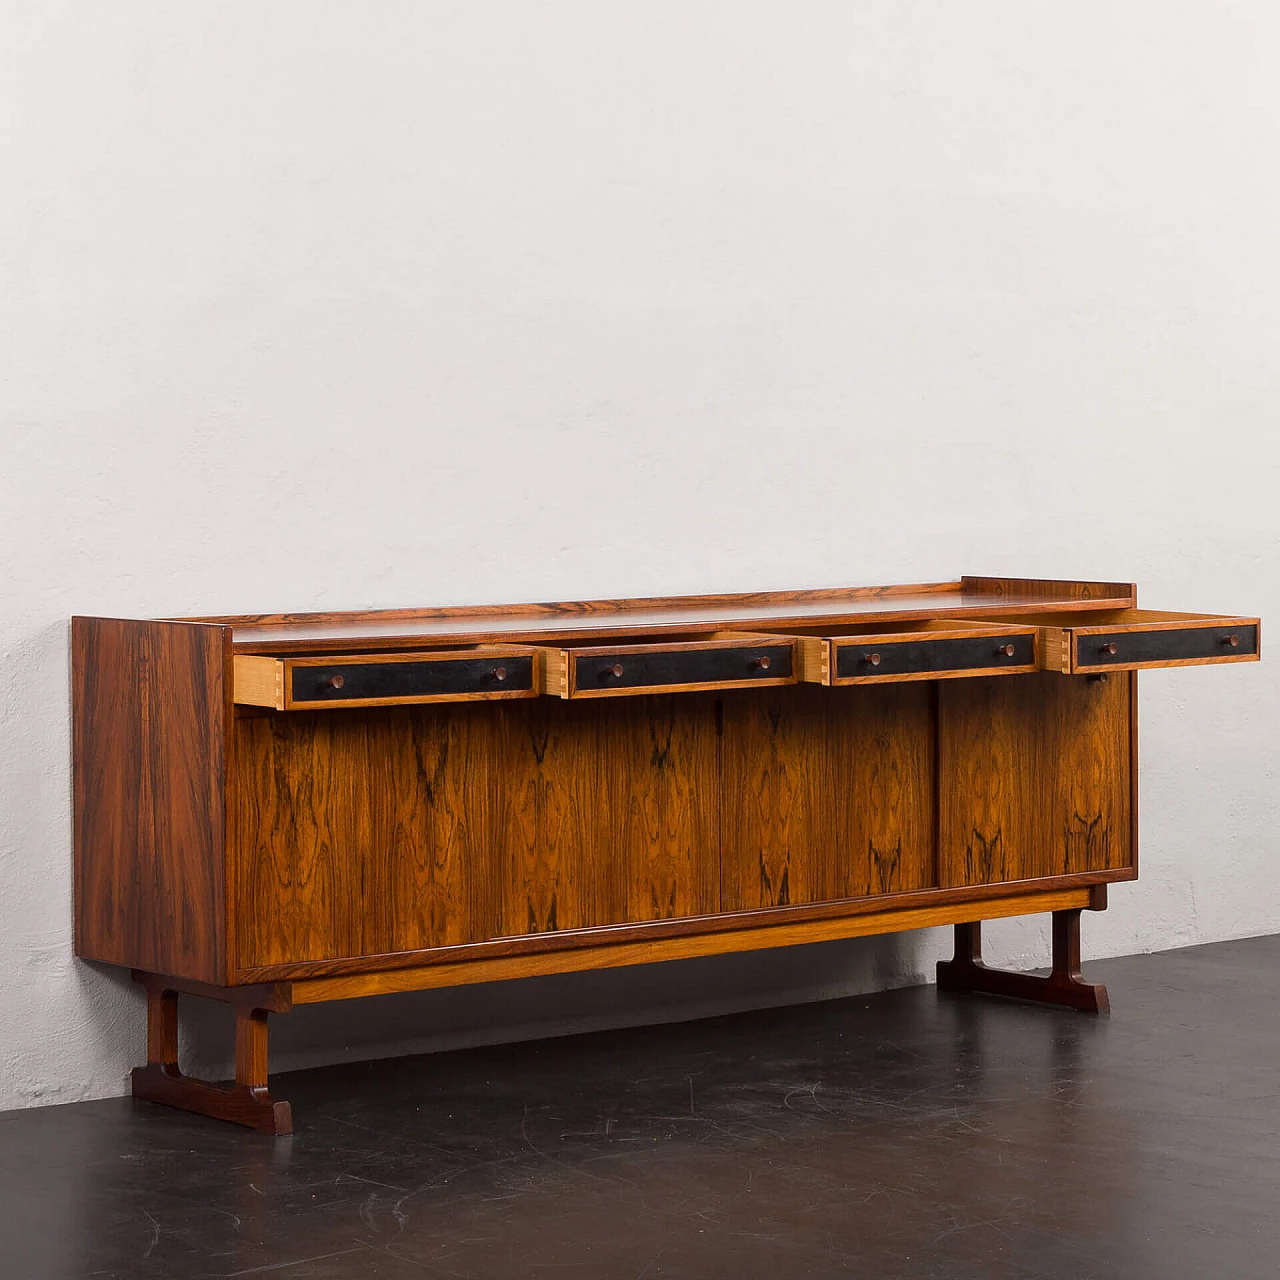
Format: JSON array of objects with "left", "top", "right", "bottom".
[{"left": 2, "top": 2, "right": 1277, "bottom": 1111}]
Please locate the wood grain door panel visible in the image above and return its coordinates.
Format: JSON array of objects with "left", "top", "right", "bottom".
[
  {"left": 721, "top": 684, "right": 936, "bottom": 911},
  {"left": 938, "top": 673, "right": 1131, "bottom": 887},
  {"left": 233, "top": 698, "right": 719, "bottom": 967}
]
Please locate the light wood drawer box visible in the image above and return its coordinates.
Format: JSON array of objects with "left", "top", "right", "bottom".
[
  {"left": 233, "top": 647, "right": 540, "bottom": 709},
  {"left": 788, "top": 620, "right": 1039, "bottom": 685},
  {"left": 539, "top": 632, "right": 796, "bottom": 699},
  {"left": 1025, "top": 610, "right": 1262, "bottom": 674}
]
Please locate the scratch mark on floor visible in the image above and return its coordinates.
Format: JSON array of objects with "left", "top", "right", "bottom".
[
  {"left": 634, "top": 1249, "right": 665, "bottom": 1279},
  {"left": 219, "top": 1244, "right": 368, "bottom": 1276},
  {"left": 337, "top": 1172, "right": 408, "bottom": 1192},
  {"left": 783, "top": 1083, "right": 832, "bottom": 1113},
  {"left": 141, "top": 1208, "right": 160, "bottom": 1259}
]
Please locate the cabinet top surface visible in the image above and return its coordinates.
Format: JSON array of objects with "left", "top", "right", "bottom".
[{"left": 173, "top": 576, "right": 1140, "bottom": 654}]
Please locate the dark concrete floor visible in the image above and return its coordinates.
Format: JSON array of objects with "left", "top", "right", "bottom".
[{"left": 3, "top": 935, "right": 1279, "bottom": 1280}]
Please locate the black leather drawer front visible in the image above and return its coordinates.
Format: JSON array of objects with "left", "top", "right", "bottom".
[
  {"left": 291, "top": 654, "right": 535, "bottom": 705},
  {"left": 574, "top": 644, "right": 793, "bottom": 692},
  {"left": 834, "top": 633, "right": 1036, "bottom": 681},
  {"left": 1076, "top": 624, "right": 1259, "bottom": 669}
]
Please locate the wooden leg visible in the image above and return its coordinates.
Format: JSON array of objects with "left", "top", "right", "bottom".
[
  {"left": 235, "top": 1009, "right": 270, "bottom": 1088},
  {"left": 145, "top": 986, "right": 179, "bottom": 1067},
  {"left": 936, "top": 908, "right": 1110, "bottom": 1014},
  {"left": 131, "top": 975, "right": 294, "bottom": 1135}
]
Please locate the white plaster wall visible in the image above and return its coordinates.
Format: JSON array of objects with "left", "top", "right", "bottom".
[{"left": 2, "top": 2, "right": 1278, "bottom": 1111}]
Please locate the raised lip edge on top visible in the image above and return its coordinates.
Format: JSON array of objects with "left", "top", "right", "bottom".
[{"left": 172, "top": 576, "right": 1140, "bottom": 655}]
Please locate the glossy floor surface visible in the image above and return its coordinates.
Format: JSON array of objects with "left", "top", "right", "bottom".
[{"left": 4, "top": 935, "right": 1279, "bottom": 1279}]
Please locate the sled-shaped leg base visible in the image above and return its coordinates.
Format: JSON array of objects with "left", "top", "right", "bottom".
[
  {"left": 130, "top": 975, "right": 294, "bottom": 1135},
  {"left": 937, "top": 908, "right": 1110, "bottom": 1014}
]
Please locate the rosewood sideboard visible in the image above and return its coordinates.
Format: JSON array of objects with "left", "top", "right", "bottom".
[{"left": 71, "top": 575, "right": 1260, "bottom": 1133}]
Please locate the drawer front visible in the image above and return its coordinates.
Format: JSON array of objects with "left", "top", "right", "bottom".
[
  {"left": 833, "top": 632, "right": 1037, "bottom": 682},
  {"left": 568, "top": 642, "right": 794, "bottom": 697},
  {"left": 1073, "top": 622, "right": 1259, "bottom": 671},
  {"left": 288, "top": 653, "right": 536, "bottom": 707}
]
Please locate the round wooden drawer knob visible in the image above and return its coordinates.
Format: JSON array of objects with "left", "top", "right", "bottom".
[
  {"left": 1101, "top": 642, "right": 1118, "bottom": 655},
  {"left": 865, "top": 653, "right": 881, "bottom": 666},
  {"left": 998, "top": 644, "right": 1016, "bottom": 657},
  {"left": 1225, "top": 634, "right": 1240, "bottom": 647},
  {"left": 609, "top": 663, "right": 624, "bottom": 678},
  {"left": 493, "top": 666, "right": 508, "bottom": 682},
  {"left": 326, "top": 674, "right": 345, "bottom": 690},
  {"left": 754, "top": 655, "right": 772, "bottom": 671}
]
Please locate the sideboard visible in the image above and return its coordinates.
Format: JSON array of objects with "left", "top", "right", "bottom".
[{"left": 71, "top": 575, "right": 1260, "bottom": 1133}]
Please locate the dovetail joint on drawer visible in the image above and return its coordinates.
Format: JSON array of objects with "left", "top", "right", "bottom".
[
  {"left": 538, "top": 648, "right": 570, "bottom": 699},
  {"left": 233, "top": 656, "right": 286, "bottom": 709},
  {"left": 1038, "top": 628, "right": 1072, "bottom": 674}
]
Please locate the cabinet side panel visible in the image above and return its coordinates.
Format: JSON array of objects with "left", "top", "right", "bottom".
[
  {"left": 72, "top": 617, "right": 229, "bottom": 983},
  {"left": 721, "top": 683, "right": 935, "bottom": 911},
  {"left": 938, "top": 673, "right": 1130, "bottom": 887}
]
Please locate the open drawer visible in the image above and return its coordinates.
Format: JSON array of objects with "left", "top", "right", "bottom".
[
  {"left": 1010, "top": 609, "right": 1262, "bottom": 674},
  {"left": 539, "top": 632, "right": 796, "bottom": 699},
  {"left": 782, "top": 619, "right": 1039, "bottom": 685},
  {"left": 233, "top": 646, "right": 542, "bottom": 710}
]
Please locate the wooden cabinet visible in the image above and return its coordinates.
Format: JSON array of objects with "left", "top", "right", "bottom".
[{"left": 71, "top": 575, "right": 1259, "bottom": 1133}]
